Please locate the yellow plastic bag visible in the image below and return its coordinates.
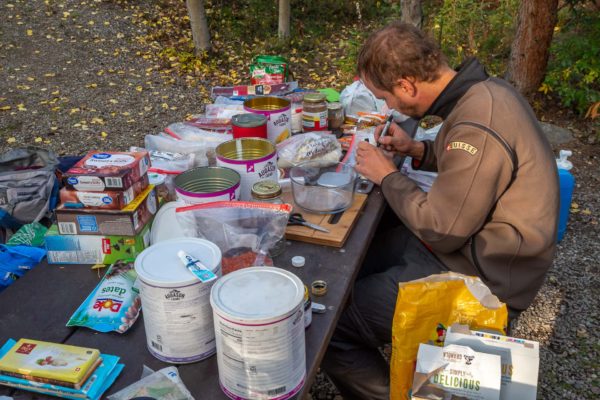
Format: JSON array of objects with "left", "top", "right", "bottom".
[{"left": 390, "top": 272, "right": 508, "bottom": 400}]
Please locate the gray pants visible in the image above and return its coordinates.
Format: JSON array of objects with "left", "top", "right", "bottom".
[{"left": 321, "top": 223, "right": 448, "bottom": 399}]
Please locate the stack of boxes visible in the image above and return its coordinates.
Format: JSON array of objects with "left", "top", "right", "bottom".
[{"left": 45, "top": 150, "right": 158, "bottom": 264}]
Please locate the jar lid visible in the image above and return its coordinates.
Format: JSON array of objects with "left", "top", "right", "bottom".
[
  {"left": 251, "top": 180, "right": 282, "bottom": 199},
  {"left": 232, "top": 113, "right": 267, "bottom": 128},
  {"left": 303, "top": 93, "right": 327, "bottom": 103},
  {"left": 327, "top": 101, "right": 343, "bottom": 110}
]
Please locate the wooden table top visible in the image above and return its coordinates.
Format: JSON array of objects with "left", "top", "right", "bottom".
[{"left": 0, "top": 189, "right": 386, "bottom": 399}]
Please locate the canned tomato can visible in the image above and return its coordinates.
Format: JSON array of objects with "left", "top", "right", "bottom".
[
  {"left": 243, "top": 96, "right": 291, "bottom": 144},
  {"left": 215, "top": 138, "right": 277, "bottom": 201},
  {"left": 211, "top": 267, "right": 306, "bottom": 400},
  {"left": 135, "top": 238, "right": 222, "bottom": 363},
  {"left": 174, "top": 166, "right": 241, "bottom": 204},
  {"left": 231, "top": 113, "right": 268, "bottom": 140}
]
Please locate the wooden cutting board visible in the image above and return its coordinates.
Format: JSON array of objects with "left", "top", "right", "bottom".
[{"left": 283, "top": 191, "right": 368, "bottom": 248}]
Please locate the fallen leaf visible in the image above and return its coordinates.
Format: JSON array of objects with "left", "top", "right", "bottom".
[
  {"left": 582, "top": 209, "right": 592, "bottom": 215},
  {"left": 101, "top": 131, "right": 108, "bottom": 138},
  {"left": 109, "top": 99, "right": 118, "bottom": 104},
  {"left": 44, "top": 73, "right": 56, "bottom": 77},
  {"left": 27, "top": 29, "right": 33, "bottom": 36},
  {"left": 136, "top": 86, "right": 143, "bottom": 92},
  {"left": 7, "top": 137, "right": 16, "bottom": 143},
  {"left": 34, "top": 137, "right": 42, "bottom": 143},
  {"left": 0, "top": 106, "right": 11, "bottom": 111},
  {"left": 17, "top": 104, "right": 27, "bottom": 111}
]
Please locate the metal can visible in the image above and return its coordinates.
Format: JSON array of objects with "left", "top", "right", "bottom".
[
  {"left": 231, "top": 113, "right": 268, "bottom": 140},
  {"left": 302, "top": 93, "right": 328, "bottom": 132},
  {"left": 244, "top": 96, "right": 291, "bottom": 144},
  {"left": 216, "top": 138, "right": 277, "bottom": 201},
  {"left": 174, "top": 166, "right": 241, "bottom": 204}
]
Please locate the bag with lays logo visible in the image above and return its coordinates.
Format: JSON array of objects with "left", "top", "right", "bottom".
[{"left": 0, "top": 147, "right": 59, "bottom": 231}]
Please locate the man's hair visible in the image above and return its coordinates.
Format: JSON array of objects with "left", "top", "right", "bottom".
[{"left": 357, "top": 21, "right": 446, "bottom": 92}]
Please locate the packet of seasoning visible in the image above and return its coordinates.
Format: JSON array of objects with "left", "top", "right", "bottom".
[
  {"left": 66, "top": 260, "right": 141, "bottom": 333},
  {"left": 175, "top": 201, "right": 292, "bottom": 274}
]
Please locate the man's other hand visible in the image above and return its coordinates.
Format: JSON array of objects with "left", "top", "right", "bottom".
[{"left": 355, "top": 141, "right": 397, "bottom": 186}]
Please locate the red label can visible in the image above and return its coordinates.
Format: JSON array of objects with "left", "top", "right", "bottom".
[{"left": 232, "top": 113, "right": 268, "bottom": 139}]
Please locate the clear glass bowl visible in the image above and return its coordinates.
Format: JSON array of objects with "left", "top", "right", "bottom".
[{"left": 289, "top": 162, "right": 357, "bottom": 214}]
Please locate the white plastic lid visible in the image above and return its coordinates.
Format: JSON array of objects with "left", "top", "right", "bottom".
[
  {"left": 150, "top": 200, "right": 189, "bottom": 245},
  {"left": 292, "top": 256, "right": 305, "bottom": 268},
  {"left": 556, "top": 149, "right": 573, "bottom": 171},
  {"left": 135, "top": 238, "right": 222, "bottom": 287},
  {"left": 210, "top": 267, "right": 304, "bottom": 321}
]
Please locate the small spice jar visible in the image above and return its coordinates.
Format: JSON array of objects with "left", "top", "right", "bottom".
[
  {"left": 251, "top": 180, "right": 286, "bottom": 257},
  {"left": 302, "top": 93, "right": 328, "bottom": 132},
  {"left": 327, "top": 102, "right": 344, "bottom": 130}
]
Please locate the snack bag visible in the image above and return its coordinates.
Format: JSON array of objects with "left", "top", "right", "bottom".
[
  {"left": 390, "top": 272, "right": 507, "bottom": 400},
  {"left": 176, "top": 201, "right": 292, "bottom": 274},
  {"left": 250, "top": 55, "right": 290, "bottom": 85},
  {"left": 67, "top": 261, "right": 141, "bottom": 333}
]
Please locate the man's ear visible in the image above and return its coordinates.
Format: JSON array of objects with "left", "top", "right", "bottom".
[{"left": 392, "top": 78, "right": 417, "bottom": 97}]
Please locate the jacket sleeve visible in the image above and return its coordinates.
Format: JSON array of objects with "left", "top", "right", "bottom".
[{"left": 381, "top": 125, "right": 514, "bottom": 253}]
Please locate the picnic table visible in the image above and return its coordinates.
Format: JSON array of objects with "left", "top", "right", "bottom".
[{"left": 0, "top": 188, "right": 387, "bottom": 399}]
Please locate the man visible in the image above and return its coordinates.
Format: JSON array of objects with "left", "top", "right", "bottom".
[{"left": 322, "top": 22, "right": 559, "bottom": 399}]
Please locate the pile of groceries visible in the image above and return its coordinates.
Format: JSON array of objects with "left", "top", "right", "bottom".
[{"left": 0, "top": 55, "right": 539, "bottom": 400}]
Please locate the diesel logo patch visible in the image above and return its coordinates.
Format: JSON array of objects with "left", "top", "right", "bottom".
[{"left": 446, "top": 141, "right": 478, "bottom": 155}]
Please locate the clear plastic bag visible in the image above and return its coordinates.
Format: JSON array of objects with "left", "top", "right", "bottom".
[
  {"left": 277, "top": 132, "right": 342, "bottom": 168},
  {"left": 165, "top": 123, "right": 233, "bottom": 145},
  {"left": 144, "top": 134, "right": 209, "bottom": 167},
  {"left": 107, "top": 366, "right": 193, "bottom": 400},
  {"left": 129, "top": 146, "right": 194, "bottom": 172},
  {"left": 176, "top": 201, "right": 292, "bottom": 274}
]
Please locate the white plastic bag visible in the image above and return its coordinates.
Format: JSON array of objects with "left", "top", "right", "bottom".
[
  {"left": 400, "top": 124, "right": 442, "bottom": 192},
  {"left": 165, "top": 123, "right": 233, "bottom": 145},
  {"left": 277, "top": 132, "right": 342, "bottom": 168},
  {"left": 340, "top": 80, "right": 386, "bottom": 116}
]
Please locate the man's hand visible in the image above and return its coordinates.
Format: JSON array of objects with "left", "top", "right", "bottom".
[
  {"left": 375, "top": 121, "right": 424, "bottom": 160},
  {"left": 355, "top": 141, "right": 397, "bottom": 186}
]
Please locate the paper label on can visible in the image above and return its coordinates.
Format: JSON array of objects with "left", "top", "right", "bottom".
[
  {"left": 214, "top": 307, "right": 306, "bottom": 399},
  {"left": 140, "top": 279, "right": 218, "bottom": 362},
  {"left": 217, "top": 156, "right": 276, "bottom": 201}
]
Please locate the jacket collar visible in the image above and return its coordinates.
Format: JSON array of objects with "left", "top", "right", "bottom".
[{"left": 425, "top": 58, "right": 489, "bottom": 119}]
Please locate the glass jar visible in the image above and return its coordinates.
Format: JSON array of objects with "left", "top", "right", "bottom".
[
  {"left": 302, "top": 93, "right": 328, "bottom": 132},
  {"left": 327, "top": 102, "right": 344, "bottom": 130},
  {"left": 251, "top": 180, "right": 286, "bottom": 257}
]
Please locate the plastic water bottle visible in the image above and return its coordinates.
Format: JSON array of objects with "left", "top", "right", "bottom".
[{"left": 556, "top": 150, "right": 575, "bottom": 242}]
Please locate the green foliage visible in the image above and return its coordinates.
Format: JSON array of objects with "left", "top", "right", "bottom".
[
  {"left": 542, "top": 9, "right": 600, "bottom": 115},
  {"left": 425, "top": 0, "right": 518, "bottom": 74}
]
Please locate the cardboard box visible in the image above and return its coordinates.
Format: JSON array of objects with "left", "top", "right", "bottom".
[
  {"left": 59, "top": 174, "right": 149, "bottom": 210},
  {"left": 45, "top": 223, "right": 150, "bottom": 264},
  {"left": 63, "top": 150, "right": 150, "bottom": 191},
  {"left": 412, "top": 343, "right": 501, "bottom": 400},
  {"left": 444, "top": 324, "right": 540, "bottom": 400},
  {"left": 56, "top": 185, "right": 157, "bottom": 236}
]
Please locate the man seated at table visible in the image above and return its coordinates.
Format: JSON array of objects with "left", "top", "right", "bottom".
[{"left": 322, "top": 21, "right": 559, "bottom": 399}]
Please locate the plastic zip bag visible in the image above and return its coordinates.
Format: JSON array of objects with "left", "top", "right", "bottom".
[
  {"left": 175, "top": 201, "right": 292, "bottom": 274},
  {"left": 107, "top": 366, "right": 193, "bottom": 400},
  {"left": 277, "top": 132, "right": 341, "bottom": 168}
]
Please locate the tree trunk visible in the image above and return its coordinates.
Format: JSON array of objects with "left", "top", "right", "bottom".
[
  {"left": 278, "top": 0, "right": 291, "bottom": 41},
  {"left": 186, "top": 0, "right": 211, "bottom": 54},
  {"left": 401, "top": 0, "right": 423, "bottom": 29},
  {"left": 506, "top": 0, "right": 559, "bottom": 96}
]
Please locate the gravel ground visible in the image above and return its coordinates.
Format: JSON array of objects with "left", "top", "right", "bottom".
[{"left": 1, "top": 1, "right": 598, "bottom": 399}]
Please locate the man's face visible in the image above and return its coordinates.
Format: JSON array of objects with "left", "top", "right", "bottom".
[{"left": 361, "top": 76, "right": 421, "bottom": 118}]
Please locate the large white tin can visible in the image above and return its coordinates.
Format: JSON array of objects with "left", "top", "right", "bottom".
[
  {"left": 135, "top": 237, "right": 222, "bottom": 363},
  {"left": 210, "top": 267, "right": 306, "bottom": 400},
  {"left": 216, "top": 138, "right": 277, "bottom": 201},
  {"left": 244, "top": 96, "right": 291, "bottom": 145}
]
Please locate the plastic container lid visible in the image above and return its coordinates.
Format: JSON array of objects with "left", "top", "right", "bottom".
[
  {"left": 292, "top": 256, "right": 305, "bottom": 268},
  {"left": 303, "top": 93, "right": 327, "bottom": 103},
  {"left": 210, "top": 267, "right": 304, "bottom": 322},
  {"left": 135, "top": 238, "right": 222, "bottom": 287},
  {"left": 150, "top": 201, "right": 188, "bottom": 245}
]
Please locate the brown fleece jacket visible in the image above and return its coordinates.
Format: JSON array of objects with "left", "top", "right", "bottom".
[{"left": 381, "top": 59, "right": 559, "bottom": 311}]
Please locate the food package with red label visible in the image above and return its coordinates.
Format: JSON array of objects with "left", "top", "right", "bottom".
[
  {"left": 63, "top": 150, "right": 150, "bottom": 191},
  {"left": 59, "top": 174, "right": 149, "bottom": 210},
  {"left": 56, "top": 185, "right": 158, "bottom": 236}
]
